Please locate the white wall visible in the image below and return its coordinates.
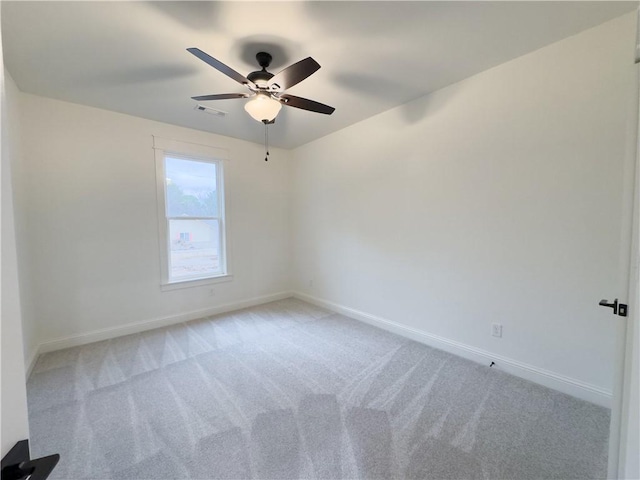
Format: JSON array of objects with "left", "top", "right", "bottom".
[
  {"left": 1, "top": 27, "right": 30, "bottom": 456},
  {"left": 291, "top": 13, "right": 638, "bottom": 401},
  {"left": 17, "top": 93, "right": 292, "bottom": 348},
  {"left": 6, "top": 69, "right": 36, "bottom": 370}
]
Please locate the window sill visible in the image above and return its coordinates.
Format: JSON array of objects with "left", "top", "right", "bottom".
[{"left": 161, "top": 274, "right": 233, "bottom": 292}]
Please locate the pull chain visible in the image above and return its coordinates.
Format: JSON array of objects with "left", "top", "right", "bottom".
[{"left": 263, "top": 120, "right": 270, "bottom": 161}]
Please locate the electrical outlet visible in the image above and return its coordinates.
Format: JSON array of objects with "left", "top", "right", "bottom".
[
  {"left": 309, "top": 279, "right": 314, "bottom": 288},
  {"left": 208, "top": 288, "right": 215, "bottom": 297},
  {"left": 491, "top": 323, "right": 503, "bottom": 338}
]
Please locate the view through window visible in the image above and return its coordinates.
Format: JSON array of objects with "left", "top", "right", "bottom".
[{"left": 163, "top": 155, "right": 225, "bottom": 282}]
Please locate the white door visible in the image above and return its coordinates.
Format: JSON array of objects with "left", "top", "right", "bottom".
[{"left": 608, "top": 8, "right": 640, "bottom": 478}]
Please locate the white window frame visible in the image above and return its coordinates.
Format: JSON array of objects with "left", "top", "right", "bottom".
[{"left": 153, "top": 136, "right": 232, "bottom": 290}]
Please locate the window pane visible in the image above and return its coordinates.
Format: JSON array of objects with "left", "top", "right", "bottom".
[
  {"left": 165, "top": 156, "right": 218, "bottom": 217},
  {"left": 169, "top": 219, "right": 221, "bottom": 280}
]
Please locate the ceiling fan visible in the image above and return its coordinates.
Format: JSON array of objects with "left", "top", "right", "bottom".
[{"left": 187, "top": 48, "right": 335, "bottom": 124}]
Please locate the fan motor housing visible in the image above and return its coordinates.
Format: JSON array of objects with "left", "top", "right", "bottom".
[
  {"left": 247, "top": 52, "right": 275, "bottom": 87},
  {"left": 247, "top": 70, "right": 274, "bottom": 85}
]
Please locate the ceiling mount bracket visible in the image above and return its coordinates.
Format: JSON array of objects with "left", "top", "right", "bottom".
[{"left": 256, "top": 52, "right": 272, "bottom": 70}]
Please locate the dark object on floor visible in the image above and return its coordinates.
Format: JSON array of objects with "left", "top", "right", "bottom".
[{"left": 1, "top": 439, "right": 59, "bottom": 480}]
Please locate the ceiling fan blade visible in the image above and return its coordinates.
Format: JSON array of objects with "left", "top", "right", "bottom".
[
  {"left": 187, "top": 48, "right": 255, "bottom": 88},
  {"left": 268, "top": 57, "right": 321, "bottom": 91},
  {"left": 191, "top": 93, "right": 250, "bottom": 101},
  {"left": 279, "top": 94, "right": 335, "bottom": 115}
]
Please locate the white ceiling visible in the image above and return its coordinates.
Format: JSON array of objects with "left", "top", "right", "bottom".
[{"left": 2, "top": 1, "right": 636, "bottom": 149}]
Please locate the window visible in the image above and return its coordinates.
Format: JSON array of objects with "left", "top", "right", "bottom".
[{"left": 154, "top": 137, "right": 230, "bottom": 287}]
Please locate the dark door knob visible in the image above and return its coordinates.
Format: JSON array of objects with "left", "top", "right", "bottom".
[
  {"left": 599, "top": 298, "right": 619, "bottom": 314},
  {"left": 599, "top": 298, "right": 628, "bottom": 317}
]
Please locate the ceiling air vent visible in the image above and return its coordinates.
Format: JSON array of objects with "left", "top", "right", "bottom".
[{"left": 194, "top": 104, "right": 227, "bottom": 118}]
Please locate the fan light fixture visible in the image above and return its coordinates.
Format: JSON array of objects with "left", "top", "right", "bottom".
[{"left": 244, "top": 93, "right": 282, "bottom": 122}]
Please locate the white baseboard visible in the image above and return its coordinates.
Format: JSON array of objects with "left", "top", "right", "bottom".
[
  {"left": 25, "top": 346, "right": 40, "bottom": 380},
  {"left": 29, "top": 289, "right": 613, "bottom": 408},
  {"left": 33, "top": 291, "right": 293, "bottom": 363},
  {"left": 293, "top": 291, "right": 612, "bottom": 408}
]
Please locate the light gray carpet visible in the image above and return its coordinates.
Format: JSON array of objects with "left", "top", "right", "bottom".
[{"left": 27, "top": 298, "right": 610, "bottom": 480}]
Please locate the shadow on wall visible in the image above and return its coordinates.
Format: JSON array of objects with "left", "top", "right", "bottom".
[
  {"left": 399, "top": 88, "right": 457, "bottom": 125},
  {"left": 332, "top": 71, "right": 458, "bottom": 126},
  {"left": 396, "top": 77, "right": 466, "bottom": 125},
  {"left": 333, "top": 72, "right": 413, "bottom": 103}
]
